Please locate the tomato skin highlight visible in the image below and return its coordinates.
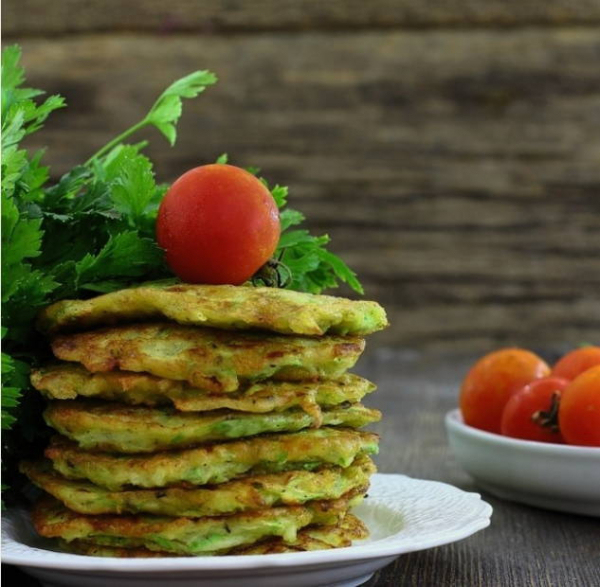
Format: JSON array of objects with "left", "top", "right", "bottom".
[
  {"left": 460, "top": 348, "right": 550, "bottom": 434},
  {"left": 500, "top": 377, "right": 568, "bottom": 443},
  {"left": 559, "top": 365, "right": 600, "bottom": 447},
  {"left": 156, "top": 164, "right": 280, "bottom": 285},
  {"left": 552, "top": 346, "right": 600, "bottom": 381}
]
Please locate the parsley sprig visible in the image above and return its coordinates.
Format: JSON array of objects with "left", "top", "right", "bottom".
[
  {"left": 216, "top": 154, "right": 363, "bottom": 295},
  {"left": 87, "top": 70, "right": 217, "bottom": 163},
  {"left": 1, "top": 47, "right": 217, "bottom": 500}
]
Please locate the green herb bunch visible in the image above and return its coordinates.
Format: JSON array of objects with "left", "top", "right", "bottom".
[
  {"left": 1, "top": 46, "right": 217, "bottom": 499},
  {"left": 1, "top": 45, "right": 362, "bottom": 502}
]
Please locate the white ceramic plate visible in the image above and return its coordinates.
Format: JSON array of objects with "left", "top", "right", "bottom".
[
  {"left": 446, "top": 409, "right": 600, "bottom": 517},
  {"left": 2, "top": 473, "right": 491, "bottom": 587}
]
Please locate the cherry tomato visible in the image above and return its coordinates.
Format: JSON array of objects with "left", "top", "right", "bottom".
[
  {"left": 156, "top": 164, "right": 280, "bottom": 284},
  {"left": 559, "top": 365, "right": 600, "bottom": 447},
  {"left": 460, "top": 348, "right": 550, "bottom": 433},
  {"left": 552, "top": 346, "right": 600, "bottom": 381},
  {"left": 500, "top": 377, "right": 568, "bottom": 443}
]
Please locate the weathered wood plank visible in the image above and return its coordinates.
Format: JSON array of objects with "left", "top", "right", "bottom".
[
  {"left": 13, "top": 29, "right": 600, "bottom": 349},
  {"left": 4, "top": 0, "right": 600, "bottom": 36}
]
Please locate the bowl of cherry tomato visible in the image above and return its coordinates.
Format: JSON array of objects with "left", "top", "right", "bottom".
[{"left": 446, "top": 347, "right": 600, "bottom": 516}]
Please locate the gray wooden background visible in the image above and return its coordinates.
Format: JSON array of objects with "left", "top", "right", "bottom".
[{"left": 4, "top": 0, "right": 600, "bottom": 350}]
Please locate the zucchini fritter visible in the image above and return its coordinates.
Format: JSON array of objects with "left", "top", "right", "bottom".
[
  {"left": 234, "top": 512, "right": 369, "bottom": 554},
  {"left": 32, "top": 365, "right": 375, "bottom": 414},
  {"left": 44, "top": 401, "right": 381, "bottom": 452},
  {"left": 32, "top": 491, "right": 364, "bottom": 555},
  {"left": 59, "top": 540, "right": 167, "bottom": 558},
  {"left": 38, "top": 283, "right": 388, "bottom": 336},
  {"left": 58, "top": 513, "right": 368, "bottom": 557},
  {"left": 45, "top": 428, "right": 379, "bottom": 490},
  {"left": 51, "top": 323, "right": 365, "bottom": 392},
  {"left": 21, "top": 456, "right": 375, "bottom": 517},
  {"left": 58, "top": 533, "right": 166, "bottom": 558}
]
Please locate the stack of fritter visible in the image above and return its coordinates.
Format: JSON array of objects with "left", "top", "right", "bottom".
[{"left": 21, "top": 284, "right": 388, "bottom": 557}]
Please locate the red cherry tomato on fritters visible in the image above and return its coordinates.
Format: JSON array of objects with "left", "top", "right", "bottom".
[
  {"left": 559, "top": 365, "right": 600, "bottom": 447},
  {"left": 157, "top": 164, "right": 280, "bottom": 284},
  {"left": 500, "top": 377, "right": 568, "bottom": 443},
  {"left": 460, "top": 348, "right": 550, "bottom": 434},
  {"left": 552, "top": 346, "right": 600, "bottom": 381}
]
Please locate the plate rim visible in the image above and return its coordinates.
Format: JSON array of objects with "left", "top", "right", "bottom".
[{"left": 2, "top": 472, "right": 493, "bottom": 572}]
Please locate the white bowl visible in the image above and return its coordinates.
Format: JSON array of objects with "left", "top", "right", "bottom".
[{"left": 445, "top": 409, "right": 600, "bottom": 517}]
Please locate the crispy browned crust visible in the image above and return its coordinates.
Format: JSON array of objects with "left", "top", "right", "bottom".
[
  {"left": 232, "top": 513, "right": 369, "bottom": 555},
  {"left": 37, "top": 283, "right": 388, "bottom": 337},
  {"left": 32, "top": 494, "right": 351, "bottom": 538},
  {"left": 31, "top": 489, "right": 366, "bottom": 555},
  {"left": 51, "top": 323, "right": 365, "bottom": 392},
  {"left": 44, "top": 428, "right": 379, "bottom": 490},
  {"left": 43, "top": 400, "right": 381, "bottom": 453},
  {"left": 58, "top": 513, "right": 369, "bottom": 557},
  {"left": 59, "top": 540, "right": 169, "bottom": 558},
  {"left": 21, "top": 456, "right": 376, "bottom": 517},
  {"left": 31, "top": 364, "right": 375, "bottom": 415}
]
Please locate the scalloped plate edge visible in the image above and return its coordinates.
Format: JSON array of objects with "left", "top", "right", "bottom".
[{"left": 2, "top": 473, "right": 493, "bottom": 572}]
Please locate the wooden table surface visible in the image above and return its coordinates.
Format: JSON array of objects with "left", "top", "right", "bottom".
[{"left": 3, "top": 347, "right": 599, "bottom": 586}]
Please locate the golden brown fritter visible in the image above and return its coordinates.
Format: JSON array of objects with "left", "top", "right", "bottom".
[
  {"left": 45, "top": 428, "right": 379, "bottom": 490},
  {"left": 51, "top": 323, "right": 365, "bottom": 392},
  {"left": 32, "top": 490, "right": 364, "bottom": 555},
  {"left": 58, "top": 540, "right": 167, "bottom": 558},
  {"left": 31, "top": 364, "right": 375, "bottom": 415},
  {"left": 38, "top": 283, "right": 388, "bottom": 337},
  {"left": 21, "top": 456, "right": 375, "bottom": 517},
  {"left": 58, "top": 513, "right": 368, "bottom": 557},
  {"left": 44, "top": 400, "right": 381, "bottom": 452},
  {"left": 234, "top": 512, "right": 369, "bottom": 554}
]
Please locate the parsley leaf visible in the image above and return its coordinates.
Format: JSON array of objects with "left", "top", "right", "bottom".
[
  {"left": 1, "top": 197, "right": 43, "bottom": 268},
  {"left": 146, "top": 71, "right": 217, "bottom": 145},
  {"left": 214, "top": 154, "right": 363, "bottom": 294},
  {"left": 102, "top": 146, "right": 158, "bottom": 226},
  {"left": 273, "top": 200, "right": 364, "bottom": 294},
  {"left": 1, "top": 348, "right": 29, "bottom": 433},
  {"left": 76, "top": 231, "right": 165, "bottom": 289},
  {"left": 279, "top": 208, "right": 305, "bottom": 231},
  {"left": 263, "top": 178, "right": 362, "bottom": 293},
  {"left": 87, "top": 70, "right": 217, "bottom": 162}
]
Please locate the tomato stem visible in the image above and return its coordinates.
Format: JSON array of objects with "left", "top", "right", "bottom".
[
  {"left": 532, "top": 391, "right": 561, "bottom": 433},
  {"left": 251, "top": 255, "right": 292, "bottom": 288},
  {"left": 85, "top": 120, "right": 148, "bottom": 165}
]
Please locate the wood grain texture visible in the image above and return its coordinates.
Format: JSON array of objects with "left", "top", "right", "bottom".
[
  {"left": 12, "top": 30, "right": 600, "bottom": 349},
  {"left": 3, "top": 349, "right": 600, "bottom": 586},
  {"left": 4, "top": 0, "right": 600, "bottom": 36}
]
